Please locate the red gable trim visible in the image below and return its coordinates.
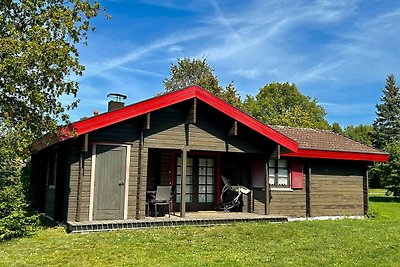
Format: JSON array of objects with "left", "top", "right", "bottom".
[
  {"left": 73, "top": 86, "right": 197, "bottom": 136},
  {"left": 33, "top": 86, "right": 298, "bottom": 152},
  {"left": 282, "top": 149, "right": 389, "bottom": 162},
  {"left": 193, "top": 88, "right": 298, "bottom": 152}
]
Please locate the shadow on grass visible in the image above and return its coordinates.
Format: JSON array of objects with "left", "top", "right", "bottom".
[
  {"left": 369, "top": 196, "right": 400, "bottom": 203},
  {"left": 37, "top": 215, "right": 58, "bottom": 229}
]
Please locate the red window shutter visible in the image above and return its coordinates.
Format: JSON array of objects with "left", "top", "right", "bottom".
[
  {"left": 291, "top": 160, "right": 304, "bottom": 189},
  {"left": 251, "top": 159, "right": 265, "bottom": 188}
]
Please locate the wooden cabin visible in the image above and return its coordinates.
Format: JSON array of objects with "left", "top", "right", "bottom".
[{"left": 30, "top": 86, "right": 388, "bottom": 223}]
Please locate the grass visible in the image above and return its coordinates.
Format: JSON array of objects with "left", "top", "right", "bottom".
[{"left": 1, "top": 191, "right": 400, "bottom": 267}]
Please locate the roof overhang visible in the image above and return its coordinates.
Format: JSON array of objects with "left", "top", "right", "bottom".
[
  {"left": 32, "top": 86, "right": 299, "bottom": 152},
  {"left": 281, "top": 148, "right": 389, "bottom": 162}
]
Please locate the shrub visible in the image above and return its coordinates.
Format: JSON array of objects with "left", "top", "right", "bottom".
[{"left": 0, "top": 144, "right": 38, "bottom": 241}]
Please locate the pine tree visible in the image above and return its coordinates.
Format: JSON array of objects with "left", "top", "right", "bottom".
[{"left": 372, "top": 74, "right": 400, "bottom": 149}]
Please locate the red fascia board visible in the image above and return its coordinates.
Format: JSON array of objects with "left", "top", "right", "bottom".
[
  {"left": 282, "top": 149, "right": 389, "bottom": 162},
  {"left": 73, "top": 87, "right": 197, "bottom": 135},
  {"left": 194, "top": 89, "right": 298, "bottom": 152}
]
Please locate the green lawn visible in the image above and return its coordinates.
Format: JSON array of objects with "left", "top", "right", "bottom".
[{"left": 1, "top": 191, "right": 400, "bottom": 267}]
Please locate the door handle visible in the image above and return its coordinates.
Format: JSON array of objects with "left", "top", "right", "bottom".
[{"left": 118, "top": 181, "right": 125, "bottom": 186}]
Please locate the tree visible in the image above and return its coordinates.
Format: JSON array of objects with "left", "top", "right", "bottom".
[
  {"left": 343, "top": 125, "right": 373, "bottom": 146},
  {"left": 372, "top": 74, "right": 400, "bottom": 150},
  {"left": 243, "top": 82, "right": 330, "bottom": 129},
  {"left": 163, "top": 57, "right": 242, "bottom": 108},
  {"left": 0, "top": 0, "right": 102, "bottom": 240},
  {"left": 0, "top": 137, "right": 37, "bottom": 240},
  {"left": 331, "top": 122, "right": 343, "bottom": 134},
  {"left": 371, "top": 75, "right": 400, "bottom": 191},
  {"left": 370, "top": 142, "right": 400, "bottom": 197},
  {"left": 1, "top": 0, "right": 102, "bottom": 144}
]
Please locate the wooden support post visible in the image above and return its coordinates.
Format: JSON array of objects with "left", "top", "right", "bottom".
[
  {"left": 363, "top": 169, "right": 369, "bottom": 216},
  {"left": 82, "top": 134, "right": 89, "bottom": 153},
  {"left": 306, "top": 163, "right": 311, "bottom": 217},
  {"left": 180, "top": 147, "right": 188, "bottom": 217},
  {"left": 143, "top": 113, "right": 151, "bottom": 130},
  {"left": 277, "top": 145, "right": 281, "bottom": 159},
  {"left": 136, "top": 130, "right": 144, "bottom": 219},
  {"left": 228, "top": 121, "right": 238, "bottom": 136},
  {"left": 265, "top": 159, "right": 270, "bottom": 215},
  {"left": 186, "top": 98, "right": 197, "bottom": 124}
]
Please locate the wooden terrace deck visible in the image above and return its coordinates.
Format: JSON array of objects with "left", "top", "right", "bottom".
[{"left": 67, "top": 212, "right": 288, "bottom": 233}]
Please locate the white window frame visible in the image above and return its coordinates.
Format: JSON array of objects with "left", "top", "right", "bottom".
[{"left": 268, "top": 159, "right": 290, "bottom": 188}]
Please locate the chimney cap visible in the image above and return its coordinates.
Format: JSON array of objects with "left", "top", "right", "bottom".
[{"left": 107, "top": 93, "right": 127, "bottom": 102}]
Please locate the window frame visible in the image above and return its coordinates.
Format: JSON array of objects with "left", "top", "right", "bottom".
[
  {"left": 46, "top": 152, "right": 57, "bottom": 188},
  {"left": 268, "top": 159, "right": 290, "bottom": 188}
]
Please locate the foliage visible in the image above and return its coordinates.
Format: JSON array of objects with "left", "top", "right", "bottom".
[
  {"left": 370, "top": 142, "right": 400, "bottom": 197},
  {"left": 0, "top": 0, "right": 102, "bottom": 240},
  {"left": 1, "top": 194, "right": 400, "bottom": 266},
  {"left": 0, "top": 0, "right": 101, "bottom": 140},
  {"left": 243, "top": 82, "right": 330, "bottom": 129},
  {"left": 331, "top": 122, "right": 343, "bottom": 134},
  {"left": 163, "top": 57, "right": 242, "bottom": 108},
  {"left": 371, "top": 74, "right": 400, "bottom": 189},
  {"left": 344, "top": 124, "right": 373, "bottom": 146},
  {"left": 372, "top": 74, "right": 400, "bottom": 150},
  {"left": 0, "top": 138, "right": 38, "bottom": 241}
]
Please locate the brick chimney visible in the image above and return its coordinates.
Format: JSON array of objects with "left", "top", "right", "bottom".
[{"left": 107, "top": 93, "right": 127, "bottom": 111}]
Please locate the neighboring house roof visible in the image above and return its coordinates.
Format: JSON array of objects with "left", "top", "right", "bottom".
[
  {"left": 270, "top": 125, "right": 389, "bottom": 162},
  {"left": 32, "top": 85, "right": 298, "bottom": 152}
]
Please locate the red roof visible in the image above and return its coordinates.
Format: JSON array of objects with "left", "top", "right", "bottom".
[{"left": 32, "top": 86, "right": 299, "bottom": 152}]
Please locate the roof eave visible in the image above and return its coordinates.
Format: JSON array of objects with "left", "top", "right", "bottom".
[{"left": 281, "top": 148, "right": 389, "bottom": 162}]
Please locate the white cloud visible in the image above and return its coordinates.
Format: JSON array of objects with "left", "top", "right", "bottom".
[
  {"left": 117, "top": 66, "right": 164, "bottom": 78},
  {"left": 232, "top": 68, "right": 262, "bottom": 79},
  {"left": 81, "top": 29, "right": 210, "bottom": 81}
]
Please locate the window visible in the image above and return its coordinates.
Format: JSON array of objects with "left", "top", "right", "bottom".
[
  {"left": 46, "top": 153, "right": 57, "bottom": 187},
  {"left": 268, "top": 159, "right": 289, "bottom": 187},
  {"left": 198, "top": 158, "right": 214, "bottom": 203},
  {"left": 175, "top": 157, "right": 193, "bottom": 203}
]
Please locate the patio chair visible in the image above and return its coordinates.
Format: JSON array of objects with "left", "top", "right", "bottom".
[
  {"left": 219, "top": 175, "right": 251, "bottom": 212},
  {"left": 149, "top": 185, "right": 172, "bottom": 218}
]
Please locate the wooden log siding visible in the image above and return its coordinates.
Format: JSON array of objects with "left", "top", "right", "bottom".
[
  {"left": 363, "top": 170, "right": 368, "bottom": 215},
  {"left": 310, "top": 174, "right": 364, "bottom": 216},
  {"left": 269, "top": 190, "right": 306, "bottom": 217},
  {"left": 67, "top": 144, "right": 85, "bottom": 221},
  {"left": 253, "top": 189, "right": 266, "bottom": 214},
  {"left": 143, "top": 106, "right": 269, "bottom": 154},
  {"left": 136, "top": 146, "right": 148, "bottom": 219}
]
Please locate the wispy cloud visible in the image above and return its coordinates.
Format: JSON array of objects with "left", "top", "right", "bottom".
[
  {"left": 81, "top": 29, "right": 210, "bottom": 80},
  {"left": 232, "top": 68, "right": 262, "bottom": 79},
  {"left": 117, "top": 66, "right": 164, "bottom": 78}
]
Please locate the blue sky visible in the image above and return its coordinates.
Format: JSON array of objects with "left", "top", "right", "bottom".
[{"left": 70, "top": 0, "right": 400, "bottom": 127}]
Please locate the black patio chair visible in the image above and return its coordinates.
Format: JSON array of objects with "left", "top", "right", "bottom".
[{"left": 149, "top": 185, "right": 172, "bottom": 218}]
